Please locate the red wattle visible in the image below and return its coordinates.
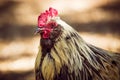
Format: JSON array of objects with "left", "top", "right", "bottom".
[{"left": 42, "top": 29, "right": 52, "bottom": 38}]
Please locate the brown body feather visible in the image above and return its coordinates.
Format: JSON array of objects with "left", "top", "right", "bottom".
[{"left": 35, "top": 19, "right": 120, "bottom": 80}]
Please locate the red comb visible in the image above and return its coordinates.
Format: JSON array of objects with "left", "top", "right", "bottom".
[{"left": 38, "top": 7, "right": 58, "bottom": 27}]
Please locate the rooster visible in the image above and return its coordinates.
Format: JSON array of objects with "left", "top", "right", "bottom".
[{"left": 35, "top": 7, "right": 120, "bottom": 80}]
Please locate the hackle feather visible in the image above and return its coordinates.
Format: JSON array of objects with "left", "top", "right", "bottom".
[{"left": 35, "top": 18, "right": 120, "bottom": 80}]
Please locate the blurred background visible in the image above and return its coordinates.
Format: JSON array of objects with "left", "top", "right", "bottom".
[{"left": 0, "top": 0, "right": 120, "bottom": 80}]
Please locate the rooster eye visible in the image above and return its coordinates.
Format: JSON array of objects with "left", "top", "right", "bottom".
[
  {"left": 50, "top": 22, "right": 57, "bottom": 28},
  {"left": 52, "top": 23, "right": 55, "bottom": 26},
  {"left": 51, "top": 23, "right": 56, "bottom": 27}
]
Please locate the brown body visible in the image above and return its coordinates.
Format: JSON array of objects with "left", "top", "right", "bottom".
[{"left": 35, "top": 18, "right": 120, "bottom": 80}]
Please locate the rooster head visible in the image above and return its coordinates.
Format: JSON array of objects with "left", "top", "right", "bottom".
[{"left": 36, "top": 7, "right": 62, "bottom": 39}]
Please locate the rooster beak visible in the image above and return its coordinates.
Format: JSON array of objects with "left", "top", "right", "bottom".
[{"left": 34, "top": 27, "right": 44, "bottom": 35}]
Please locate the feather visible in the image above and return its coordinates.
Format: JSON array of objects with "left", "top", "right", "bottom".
[{"left": 35, "top": 8, "right": 120, "bottom": 80}]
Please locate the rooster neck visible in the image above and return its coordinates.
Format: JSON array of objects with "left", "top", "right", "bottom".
[{"left": 35, "top": 19, "right": 120, "bottom": 80}]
